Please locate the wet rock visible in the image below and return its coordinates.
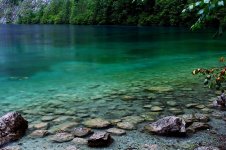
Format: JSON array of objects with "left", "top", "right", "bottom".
[
  {"left": 117, "top": 122, "right": 136, "bottom": 130},
  {"left": 145, "top": 86, "right": 173, "bottom": 93},
  {"left": 143, "top": 104, "right": 153, "bottom": 109},
  {"left": 121, "top": 95, "right": 135, "bottom": 101},
  {"left": 72, "top": 137, "right": 87, "bottom": 145},
  {"left": 194, "top": 113, "right": 209, "bottom": 122},
  {"left": 83, "top": 118, "right": 110, "bottom": 129},
  {"left": 0, "top": 112, "right": 28, "bottom": 146},
  {"left": 88, "top": 132, "right": 113, "bottom": 147},
  {"left": 30, "top": 130, "right": 48, "bottom": 138},
  {"left": 195, "top": 105, "right": 206, "bottom": 109},
  {"left": 122, "top": 116, "right": 144, "bottom": 124},
  {"left": 180, "top": 114, "right": 195, "bottom": 124},
  {"left": 144, "top": 116, "right": 186, "bottom": 136},
  {"left": 53, "top": 116, "right": 73, "bottom": 123},
  {"left": 187, "top": 122, "right": 210, "bottom": 133},
  {"left": 110, "top": 119, "right": 122, "bottom": 125},
  {"left": 201, "top": 108, "right": 213, "bottom": 113},
  {"left": 151, "top": 101, "right": 163, "bottom": 106},
  {"left": 59, "top": 122, "right": 78, "bottom": 131},
  {"left": 50, "top": 132, "right": 74, "bottom": 143},
  {"left": 166, "top": 101, "right": 178, "bottom": 107},
  {"left": 168, "top": 108, "right": 183, "bottom": 115},
  {"left": 41, "top": 116, "right": 56, "bottom": 122},
  {"left": 150, "top": 106, "right": 163, "bottom": 112},
  {"left": 181, "top": 88, "right": 193, "bottom": 91},
  {"left": 73, "top": 127, "right": 93, "bottom": 137},
  {"left": 33, "top": 122, "right": 49, "bottom": 130},
  {"left": 1, "top": 146, "right": 22, "bottom": 150},
  {"left": 140, "top": 114, "right": 155, "bottom": 121},
  {"left": 211, "top": 111, "right": 224, "bottom": 119},
  {"left": 194, "top": 146, "right": 219, "bottom": 150},
  {"left": 185, "top": 103, "right": 198, "bottom": 108},
  {"left": 107, "top": 128, "right": 126, "bottom": 136}
]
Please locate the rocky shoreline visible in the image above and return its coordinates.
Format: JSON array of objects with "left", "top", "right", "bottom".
[{"left": 1, "top": 84, "right": 226, "bottom": 150}]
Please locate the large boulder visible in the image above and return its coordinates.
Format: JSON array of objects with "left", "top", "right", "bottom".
[
  {"left": 144, "top": 116, "right": 186, "bottom": 136},
  {"left": 0, "top": 112, "right": 28, "bottom": 146}
]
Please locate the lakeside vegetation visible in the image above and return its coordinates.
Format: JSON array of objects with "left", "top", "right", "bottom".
[{"left": 0, "top": 0, "right": 219, "bottom": 27}]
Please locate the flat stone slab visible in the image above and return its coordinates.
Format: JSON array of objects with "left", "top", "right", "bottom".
[
  {"left": 117, "top": 122, "right": 135, "bottom": 130},
  {"left": 151, "top": 106, "right": 163, "bottom": 112},
  {"left": 73, "top": 127, "right": 93, "bottom": 137},
  {"left": 83, "top": 118, "right": 111, "bottom": 128},
  {"left": 33, "top": 122, "right": 49, "bottom": 130},
  {"left": 107, "top": 128, "right": 126, "bottom": 135},
  {"left": 50, "top": 132, "right": 74, "bottom": 143},
  {"left": 30, "top": 130, "right": 48, "bottom": 138}
]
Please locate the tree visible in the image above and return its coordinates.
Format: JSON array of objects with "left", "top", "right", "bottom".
[{"left": 183, "top": 0, "right": 226, "bottom": 37}]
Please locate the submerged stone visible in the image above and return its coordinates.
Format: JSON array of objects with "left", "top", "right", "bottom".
[
  {"left": 72, "top": 137, "right": 88, "bottom": 145},
  {"left": 83, "top": 118, "right": 111, "bottom": 128},
  {"left": 185, "top": 103, "right": 198, "bottom": 108},
  {"left": 0, "top": 112, "right": 28, "bottom": 146},
  {"left": 30, "top": 130, "right": 48, "bottom": 138},
  {"left": 50, "top": 132, "right": 74, "bottom": 143},
  {"left": 169, "top": 108, "right": 183, "bottom": 115},
  {"left": 195, "top": 105, "right": 206, "bottom": 109},
  {"left": 145, "top": 86, "right": 173, "bottom": 93},
  {"left": 33, "top": 122, "right": 49, "bottom": 130},
  {"left": 194, "top": 113, "right": 209, "bottom": 122},
  {"left": 166, "top": 101, "right": 178, "bottom": 107},
  {"left": 88, "top": 132, "right": 113, "bottom": 147},
  {"left": 187, "top": 122, "right": 210, "bottom": 133},
  {"left": 73, "top": 127, "right": 93, "bottom": 137},
  {"left": 145, "top": 116, "right": 186, "bottom": 136},
  {"left": 150, "top": 106, "right": 163, "bottom": 112},
  {"left": 122, "top": 116, "right": 144, "bottom": 124},
  {"left": 107, "top": 128, "right": 126, "bottom": 136},
  {"left": 117, "top": 122, "right": 136, "bottom": 130},
  {"left": 41, "top": 116, "right": 56, "bottom": 122}
]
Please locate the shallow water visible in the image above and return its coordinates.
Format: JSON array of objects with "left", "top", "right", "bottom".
[{"left": 1, "top": 25, "right": 226, "bottom": 149}]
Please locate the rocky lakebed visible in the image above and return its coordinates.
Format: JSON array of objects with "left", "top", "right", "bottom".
[{"left": 1, "top": 79, "right": 226, "bottom": 150}]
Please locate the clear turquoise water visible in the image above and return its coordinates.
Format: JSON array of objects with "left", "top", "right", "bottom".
[{"left": 1, "top": 25, "right": 226, "bottom": 149}]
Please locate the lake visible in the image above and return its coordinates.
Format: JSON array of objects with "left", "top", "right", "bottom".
[{"left": 0, "top": 25, "right": 226, "bottom": 149}]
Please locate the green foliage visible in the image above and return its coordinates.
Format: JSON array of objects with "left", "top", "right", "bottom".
[
  {"left": 183, "top": 0, "right": 226, "bottom": 35},
  {"left": 4, "top": 0, "right": 213, "bottom": 26}
]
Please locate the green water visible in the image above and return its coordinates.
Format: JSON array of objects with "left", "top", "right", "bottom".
[{"left": 1, "top": 25, "right": 226, "bottom": 149}]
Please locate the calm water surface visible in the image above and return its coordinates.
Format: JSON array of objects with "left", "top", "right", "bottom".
[{"left": 0, "top": 25, "right": 226, "bottom": 149}]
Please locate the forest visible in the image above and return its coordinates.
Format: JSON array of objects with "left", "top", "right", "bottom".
[{"left": 0, "top": 0, "right": 210, "bottom": 26}]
